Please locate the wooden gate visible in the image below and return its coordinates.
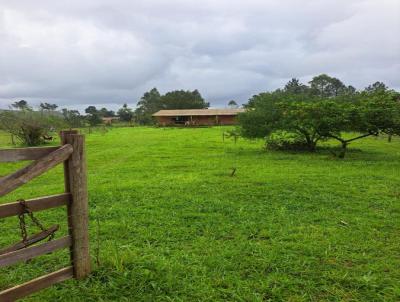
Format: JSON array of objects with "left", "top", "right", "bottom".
[{"left": 0, "top": 130, "right": 90, "bottom": 301}]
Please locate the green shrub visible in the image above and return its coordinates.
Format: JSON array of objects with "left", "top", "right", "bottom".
[
  {"left": 265, "top": 131, "right": 311, "bottom": 151},
  {"left": 0, "top": 110, "right": 65, "bottom": 146}
]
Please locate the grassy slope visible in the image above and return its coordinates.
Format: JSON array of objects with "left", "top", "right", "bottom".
[{"left": 0, "top": 127, "right": 399, "bottom": 301}]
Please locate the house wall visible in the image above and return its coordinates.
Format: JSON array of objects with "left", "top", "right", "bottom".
[
  {"left": 218, "top": 115, "right": 237, "bottom": 125},
  {"left": 155, "top": 115, "right": 238, "bottom": 126}
]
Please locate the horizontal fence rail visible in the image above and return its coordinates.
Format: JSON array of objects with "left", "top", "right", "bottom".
[
  {"left": 0, "top": 193, "right": 71, "bottom": 219},
  {"left": 0, "top": 267, "right": 74, "bottom": 302},
  {"left": 0, "top": 146, "right": 60, "bottom": 163},
  {"left": 0, "top": 144, "right": 73, "bottom": 197},
  {"left": 0, "top": 236, "right": 72, "bottom": 268}
]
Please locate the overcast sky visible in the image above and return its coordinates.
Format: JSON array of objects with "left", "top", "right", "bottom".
[{"left": 0, "top": 0, "right": 399, "bottom": 111}]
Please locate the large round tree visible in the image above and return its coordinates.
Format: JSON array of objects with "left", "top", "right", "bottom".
[{"left": 239, "top": 88, "right": 400, "bottom": 157}]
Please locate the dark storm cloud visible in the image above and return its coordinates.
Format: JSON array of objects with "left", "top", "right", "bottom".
[{"left": 0, "top": 0, "right": 399, "bottom": 111}]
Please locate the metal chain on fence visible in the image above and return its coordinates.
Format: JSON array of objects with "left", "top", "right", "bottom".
[{"left": 17, "top": 199, "right": 55, "bottom": 243}]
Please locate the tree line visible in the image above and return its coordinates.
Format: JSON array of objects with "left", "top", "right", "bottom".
[
  {"left": 0, "top": 89, "right": 210, "bottom": 145},
  {"left": 1, "top": 74, "right": 399, "bottom": 152},
  {"left": 80, "top": 88, "right": 211, "bottom": 126},
  {"left": 77, "top": 88, "right": 211, "bottom": 126},
  {"left": 3, "top": 89, "right": 210, "bottom": 128}
]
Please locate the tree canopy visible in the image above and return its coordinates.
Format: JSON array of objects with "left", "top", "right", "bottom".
[
  {"left": 62, "top": 108, "right": 83, "bottom": 128},
  {"left": 239, "top": 75, "right": 400, "bottom": 157},
  {"left": 84, "top": 106, "right": 102, "bottom": 126},
  {"left": 99, "top": 107, "right": 115, "bottom": 117},
  {"left": 134, "top": 88, "right": 163, "bottom": 124},
  {"left": 40, "top": 102, "right": 58, "bottom": 111},
  {"left": 228, "top": 100, "right": 238, "bottom": 108},
  {"left": 11, "top": 100, "right": 32, "bottom": 111},
  {"left": 161, "top": 89, "right": 208, "bottom": 109},
  {"left": 117, "top": 103, "right": 134, "bottom": 122},
  {"left": 284, "top": 78, "right": 310, "bottom": 95},
  {"left": 134, "top": 88, "right": 209, "bottom": 124}
]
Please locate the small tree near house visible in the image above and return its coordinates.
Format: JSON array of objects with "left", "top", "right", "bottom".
[
  {"left": 118, "top": 103, "right": 134, "bottom": 122},
  {"left": 228, "top": 100, "right": 238, "bottom": 108},
  {"left": 85, "top": 106, "right": 102, "bottom": 127}
]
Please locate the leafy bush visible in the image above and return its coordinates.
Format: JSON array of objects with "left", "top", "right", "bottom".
[
  {"left": 265, "top": 131, "right": 311, "bottom": 151},
  {"left": 0, "top": 110, "right": 65, "bottom": 146}
]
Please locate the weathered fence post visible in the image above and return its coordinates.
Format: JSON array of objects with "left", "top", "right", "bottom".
[
  {"left": 60, "top": 130, "right": 91, "bottom": 279},
  {"left": 0, "top": 134, "right": 91, "bottom": 299}
]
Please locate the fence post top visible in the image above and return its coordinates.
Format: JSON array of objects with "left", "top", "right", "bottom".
[
  {"left": 60, "top": 130, "right": 85, "bottom": 143},
  {"left": 59, "top": 130, "right": 79, "bottom": 137}
]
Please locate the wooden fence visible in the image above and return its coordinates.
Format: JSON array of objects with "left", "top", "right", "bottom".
[{"left": 0, "top": 130, "right": 90, "bottom": 301}]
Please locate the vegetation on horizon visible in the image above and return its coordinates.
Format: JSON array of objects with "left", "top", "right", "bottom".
[{"left": 1, "top": 74, "right": 399, "bottom": 156}]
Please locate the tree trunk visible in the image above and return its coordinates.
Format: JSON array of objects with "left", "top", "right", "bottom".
[
  {"left": 304, "top": 135, "right": 316, "bottom": 152},
  {"left": 338, "top": 141, "right": 347, "bottom": 158},
  {"left": 308, "top": 141, "right": 316, "bottom": 152}
]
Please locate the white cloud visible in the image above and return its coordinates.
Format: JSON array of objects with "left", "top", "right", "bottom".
[{"left": 0, "top": 0, "right": 399, "bottom": 110}]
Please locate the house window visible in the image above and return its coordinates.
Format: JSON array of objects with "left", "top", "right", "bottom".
[{"left": 173, "top": 116, "right": 189, "bottom": 124}]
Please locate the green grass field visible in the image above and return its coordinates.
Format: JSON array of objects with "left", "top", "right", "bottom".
[{"left": 0, "top": 127, "right": 399, "bottom": 301}]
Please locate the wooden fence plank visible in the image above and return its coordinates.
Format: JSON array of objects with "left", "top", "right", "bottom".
[
  {"left": 0, "top": 266, "right": 73, "bottom": 302},
  {"left": 0, "top": 193, "right": 71, "bottom": 219},
  {"left": 0, "top": 144, "right": 73, "bottom": 197},
  {"left": 0, "top": 236, "right": 71, "bottom": 268},
  {"left": 0, "top": 146, "right": 60, "bottom": 163}
]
